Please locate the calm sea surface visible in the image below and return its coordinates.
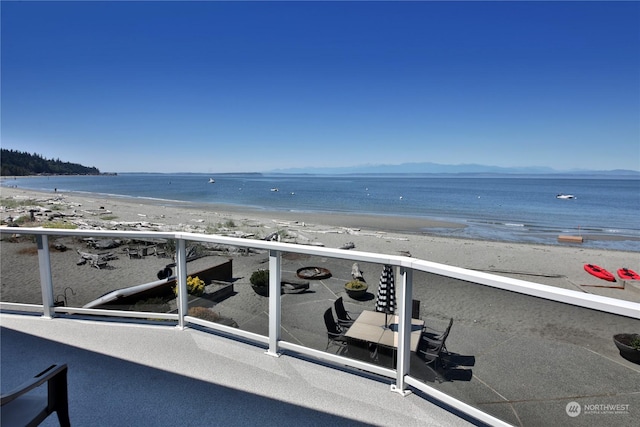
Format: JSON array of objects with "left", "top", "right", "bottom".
[{"left": 3, "top": 173, "right": 639, "bottom": 251}]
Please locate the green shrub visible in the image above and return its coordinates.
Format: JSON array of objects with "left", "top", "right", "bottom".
[
  {"left": 250, "top": 269, "right": 269, "bottom": 287},
  {"left": 345, "top": 280, "right": 366, "bottom": 290},
  {"left": 42, "top": 221, "right": 77, "bottom": 229},
  {"left": 0, "top": 198, "right": 35, "bottom": 209}
]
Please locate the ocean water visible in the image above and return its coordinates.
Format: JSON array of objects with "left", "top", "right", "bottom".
[{"left": 3, "top": 173, "right": 639, "bottom": 251}]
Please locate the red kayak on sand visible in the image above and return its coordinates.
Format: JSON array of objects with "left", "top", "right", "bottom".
[
  {"left": 584, "top": 264, "right": 616, "bottom": 282},
  {"left": 618, "top": 268, "right": 640, "bottom": 281}
]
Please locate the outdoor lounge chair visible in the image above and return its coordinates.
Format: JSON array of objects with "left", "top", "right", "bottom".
[
  {"left": 1, "top": 363, "right": 70, "bottom": 427},
  {"left": 334, "top": 297, "right": 357, "bottom": 327},
  {"left": 323, "top": 308, "right": 348, "bottom": 352}
]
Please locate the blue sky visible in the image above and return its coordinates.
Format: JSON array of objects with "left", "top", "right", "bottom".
[{"left": 2, "top": 1, "right": 639, "bottom": 173}]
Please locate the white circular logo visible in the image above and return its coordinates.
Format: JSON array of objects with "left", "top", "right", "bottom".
[{"left": 566, "top": 401, "right": 581, "bottom": 417}]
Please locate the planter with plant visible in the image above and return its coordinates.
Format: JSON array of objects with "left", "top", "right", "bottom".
[
  {"left": 250, "top": 269, "right": 270, "bottom": 296},
  {"left": 173, "top": 276, "right": 205, "bottom": 297},
  {"left": 344, "top": 280, "right": 368, "bottom": 299},
  {"left": 613, "top": 333, "right": 640, "bottom": 363}
]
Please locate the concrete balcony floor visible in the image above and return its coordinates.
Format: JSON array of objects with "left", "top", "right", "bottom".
[{"left": 1, "top": 313, "right": 473, "bottom": 427}]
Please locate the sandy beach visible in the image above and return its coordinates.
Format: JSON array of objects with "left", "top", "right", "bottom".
[{"left": 1, "top": 186, "right": 639, "bottom": 305}]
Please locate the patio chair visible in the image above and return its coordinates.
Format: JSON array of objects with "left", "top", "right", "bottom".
[
  {"left": 1, "top": 363, "right": 70, "bottom": 427},
  {"left": 323, "top": 308, "right": 348, "bottom": 352},
  {"left": 419, "top": 319, "right": 453, "bottom": 366},
  {"left": 422, "top": 318, "right": 453, "bottom": 352},
  {"left": 334, "top": 297, "right": 357, "bottom": 327}
]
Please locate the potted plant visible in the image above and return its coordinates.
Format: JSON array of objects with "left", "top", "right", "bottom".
[
  {"left": 172, "top": 276, "right": 205, "bottom": 297},
  {"left": 344, "top": 279, "right": 368, "bottom": 299},
  {"left": 250, "top": 269, "right": 270, "bottom": 297},
  {"left": 613, "top": 333, "right": 640, "bottom": 363}
]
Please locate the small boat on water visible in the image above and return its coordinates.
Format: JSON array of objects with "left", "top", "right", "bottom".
[
  {"left": 208, "top": 178, "right": 215, "bottom": 184},
  {"left": 556, "top": 194, "right": 575, "bottom": 199},
  {"left": 270, "top": 188, "right": 279, "bottom": 192}
]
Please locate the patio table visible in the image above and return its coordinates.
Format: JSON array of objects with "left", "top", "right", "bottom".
[{"left": 345, "top": 310, "right": 424, "bottom": 352}]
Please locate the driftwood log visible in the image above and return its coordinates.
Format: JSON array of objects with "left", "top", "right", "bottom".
[
  {"left": 281, "top": 277, "right": 310, "bottom": 294},
  {"left": 76, "top": 250, "right": 116, "bottom": 269},
  {"left": 91, "top": 239, "right": 121, "bottom": 250},
  {"left": 264, "top": 231, "right": 280, "bottom": 242}
]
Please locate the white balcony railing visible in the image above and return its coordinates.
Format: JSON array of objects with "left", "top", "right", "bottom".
[{"left": 2, "top": 226, "right": 639, "bottom": 427}]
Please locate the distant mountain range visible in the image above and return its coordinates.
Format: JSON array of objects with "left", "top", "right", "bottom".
[{"left": 269, "top": 162, "right": 640, "bottom": 176}]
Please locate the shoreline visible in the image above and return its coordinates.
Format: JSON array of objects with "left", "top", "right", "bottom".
[
  {"left": 3, "top": 186, "right": 469, "bottom": 234},
  {"left": 4, "top": 185, "right": 638, "bottom": 245},
  {"left": 1, "top": 186, "right": 639, "bottom": 304}
]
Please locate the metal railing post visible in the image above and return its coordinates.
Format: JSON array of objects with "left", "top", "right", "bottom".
[
  {"left": 266, "top": 249, "right": 281, "bottom": 357},
  {"left": 176, "top": 238, "right": 188, "bottom": 329},
  {"left": 392, "top": 267, "right": 413, "bottom": 396},
  {"left": 36, "top": 235, "right": 55, "bottom": 319}
]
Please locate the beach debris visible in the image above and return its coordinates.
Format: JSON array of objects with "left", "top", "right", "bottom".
[
  {"left": 340, "top": 242, "right": 355, "bottom": 250},
  {"left": 264, "top": 231, "right": 280, "bottom": 241},
  {"left": 76, "top": 250, "right": 117, "bottom": 269},
  {"left": 558, "top": 235, "right": 583, "bottom": 244},
  {"left": 48, "top": 211, "right": 81, "bottom": 220},
  {"left": 4, "top": 216, "right": 18, "bottom": 227},
  {"left": 479, "top": 268, "right": 564, "bottom": 279},
  {"left": 90, "top": 239, "right": 122, "bottom": 250},
  {"left": 281, "top": 277, "right": 310, "bottom": 293},
  {"left": 53, "top": 243, "right": 68, "bottom": 252},
  {"left": 580, "top": 283, "right": 625, "bottom": 290},
  {"left": 82, "top": 208, "right": 112, "bottom": 216},
  {"left": 305, "top": 241, "right": 325, "bottom": 247},
  {"left": 125, "top": 247, "right": 143, "bottom": 259},
  {"left": 281, "top": 230, "right": 312, "bottom": 244},
  {"left": 296, "top": 267, "right": 332, "bottom": 280},
  {"left": 351, "top": 263, "right": 365, "bottom": 282}
]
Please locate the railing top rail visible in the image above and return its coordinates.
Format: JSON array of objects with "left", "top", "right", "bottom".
[
  {"left": 2, "top": 226, "right": 639, "bottom": 319},
  {"left": 0, "top": 226, "right": 407, "bottom": 264},
  {"left": 408, "top": 258, "right": 640, "bottom": 319}
]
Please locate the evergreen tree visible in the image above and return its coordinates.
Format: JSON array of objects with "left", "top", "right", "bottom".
[{"left": 0, "top": 149, "right": 101, "bottom": 176}]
